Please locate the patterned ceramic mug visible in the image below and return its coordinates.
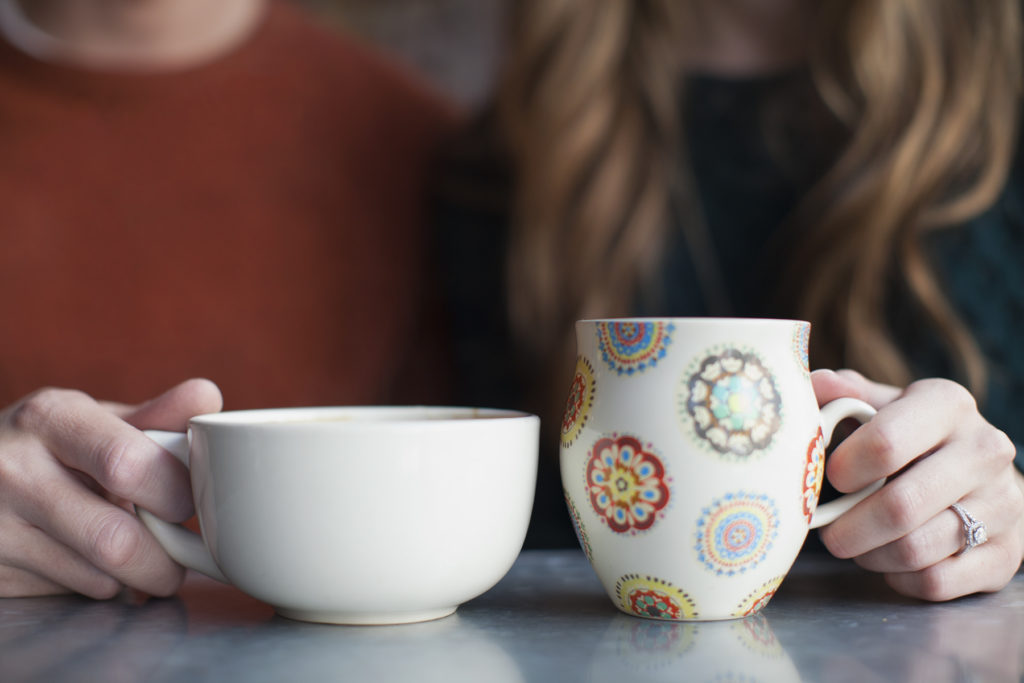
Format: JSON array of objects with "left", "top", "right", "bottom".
[{"left": 560, "top": 318, "right": 882, "bottom": 621}]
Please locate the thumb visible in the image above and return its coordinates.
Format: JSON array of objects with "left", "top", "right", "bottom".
[
  {"left": 116, "top": 379, "right": 224, "bottom": 431},
  {"left": 811, "top": 369, "right": 902, "bottom": 410}
]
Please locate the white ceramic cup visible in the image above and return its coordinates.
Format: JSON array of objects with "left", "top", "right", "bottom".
[
  {"left": 139, "top": 406, "right": 539, "bottom": 625},
  {"left": 559, "top": 318, "right": 882, "bottom": 621}
]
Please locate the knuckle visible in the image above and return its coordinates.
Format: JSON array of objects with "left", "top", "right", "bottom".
[
  {"left": 9, "top": 388, "right": 81, "bottom": 432},
  {"left": 835, "top": 368, "right": 864, "bottom": 382},
  {"left": 1004, "top": 481, "right": 1024, "bottom": 518},
  {"left": 0, "top": 446, "right": 32, "bottom": 495},
  {"left": 914, "top": 564, "right": 956, "bottom": 602},
  {"left": 951, "top": 382, "right": 979, "bottom": 411},
  {"left": 892, "top": 532, "right": 932, "bottom": 571},
  {"left": 818, "top": 525, "right": 854, "bottom": 559},
  {"left": 147, "top": 565, "right": 186, "bottom": 598},
  {"left": 862, "top": 420, "right": 901, "bottom": 471},
  {"left": 987, "top": 543, "right": 1021, "bottom": 591},
  {"left": 877, "top": 480, "right": 924, "bottom": 533},
  {"left": 90, "top": 513, "right": 143, "bottom": 572},
  {"left": 95, "top": 439, "right": 143, "bottom": 494},
  {"left": 918, "top": 378, "right": 976, "bottom": 411},
  {"left": 87, "top": 513, "right": 183, "bottom": 597},
  {"left": 976, "top": 428, "right": 1016, "bottom": 466},
  {"left": 82, "top": 575, "right": 124, "bottom": 601}
]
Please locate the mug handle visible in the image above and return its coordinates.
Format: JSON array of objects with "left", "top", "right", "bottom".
[
  {"left": 807, "top": 397, "right": 886, "bottom": 529},
  {"left": 136, "top": 430, "right": 229, "bottom": 583}
]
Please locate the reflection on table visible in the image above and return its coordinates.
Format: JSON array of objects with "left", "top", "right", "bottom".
[{"left": 1, "top": 550, "right": 1022, "bottom": 682}]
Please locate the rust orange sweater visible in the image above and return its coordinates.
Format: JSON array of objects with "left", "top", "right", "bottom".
[{"left": 0, "top": 2, "right": 457, "bottom": 410}]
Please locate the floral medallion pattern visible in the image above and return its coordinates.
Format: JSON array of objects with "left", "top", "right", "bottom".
[
  {"left": 616, "top": 574, "right": 699, "bottom": 620},
  {"left": 734, "top": 576, "right": 785, "bottom": 618},
  {"left": 596, "top": 320, "right": 674, "bottom": 376},
  {"left": 792, "top": 322, "right": 811, "bottom": 376},
  {"left": 679, "top": 348, "right": 782, "bottom": 457},
  {"left": 802, "top": 428, "right": 826, "bottom": 524},
  {"left": 561, "top": 356, "right": 596, "bottom": 448},
  {"left": 695, "top": 491, "right": 778, "bottom": 575},
  {"left": 586, "top": 435, "right": 671, "bottom": 534},
  {"left": 564, "top": 492, "right": 592, "bottom": 562}
]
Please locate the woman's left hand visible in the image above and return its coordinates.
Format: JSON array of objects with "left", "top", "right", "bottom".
[{"left": 812, "top": 369, "right": 1024, "bottom": 601}]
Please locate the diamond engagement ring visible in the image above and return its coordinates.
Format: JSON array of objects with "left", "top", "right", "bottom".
[{"left": 950, "top": 502, "right": 988, "bottom": 555}]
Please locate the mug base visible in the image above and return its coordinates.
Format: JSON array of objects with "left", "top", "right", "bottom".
[
  {"left": 275, "top": 605, "right": 458, "bottom": 626},
  {"left": 616, "top": 604, "right": 759, "bottom": 622}
]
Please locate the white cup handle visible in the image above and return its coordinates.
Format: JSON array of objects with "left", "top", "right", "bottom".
[
  {"left": 807, "top": 398, "right": 886, "bottom": 529},
  {"left": 137, "top": 430, "right": 228, "bottom": 583}
]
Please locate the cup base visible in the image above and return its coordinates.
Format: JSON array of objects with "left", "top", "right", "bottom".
[
  {"left": 616, "top": 604, "right": 762, "bottom": 622},
  {"left": 275, "top": 605, "right": 458, "bottom": 626}
]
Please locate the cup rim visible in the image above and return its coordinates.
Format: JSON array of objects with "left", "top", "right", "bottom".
[
  {"left": 189, "top": 405, "right": 538, "bottom": 428},
  {"left": 577, "top": 316, "right": 809, "bottom": 326}
]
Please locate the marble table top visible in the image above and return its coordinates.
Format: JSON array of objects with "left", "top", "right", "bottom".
[{"left": 1, "top": 549, "right": 1021, "bottom": 682}]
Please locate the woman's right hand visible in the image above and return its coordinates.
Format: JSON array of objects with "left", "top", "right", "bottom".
[{"left": 0, "top": 379, "right": 222, "bottom": 598}]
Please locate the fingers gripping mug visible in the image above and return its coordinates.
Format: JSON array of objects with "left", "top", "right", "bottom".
[{"left": 559, "top": 318, "right": 882, "bottom": 621}]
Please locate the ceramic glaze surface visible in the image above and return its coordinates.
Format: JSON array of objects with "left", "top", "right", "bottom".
[
  {"left": 560, "top": 318, "right": 876, "bottom": 621},
  {"left": 142, "top": 407, "right": 539, "bottom": 625}
]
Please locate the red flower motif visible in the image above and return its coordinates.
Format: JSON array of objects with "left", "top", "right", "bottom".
[
  {"left": 561, "top": 356, "right": 595, "bottom": 448},
  {"left": 586, "top": 435, "right": 670, "bottom": 533},
  {"left": 802, "top": 428, "right": 826, "bottom": 524}
]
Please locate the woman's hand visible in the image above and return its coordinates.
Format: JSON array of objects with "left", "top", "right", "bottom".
[
  {"left": 0, "top": 379, "right": 222, "bottom": 599},
  {"left": 813, "top": 369, "right": 1024, "bottom": 601}
]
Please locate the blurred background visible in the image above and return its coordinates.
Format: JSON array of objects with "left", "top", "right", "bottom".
[{"left": 297, "top": 0, "right": 508, "bottom": 107}]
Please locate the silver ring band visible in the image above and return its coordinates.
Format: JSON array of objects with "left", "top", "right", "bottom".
[{"left": 950, "top": 502, "right": 988, "bottom": 555}]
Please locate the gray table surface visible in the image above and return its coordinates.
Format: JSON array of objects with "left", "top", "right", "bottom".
[{"left": 1, "top": 549, "right": 1022, "bottom": 682}]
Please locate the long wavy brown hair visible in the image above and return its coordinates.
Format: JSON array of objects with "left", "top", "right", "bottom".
[{"left": 497, "top": 0, "right": 1021, "bottom": 414}]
